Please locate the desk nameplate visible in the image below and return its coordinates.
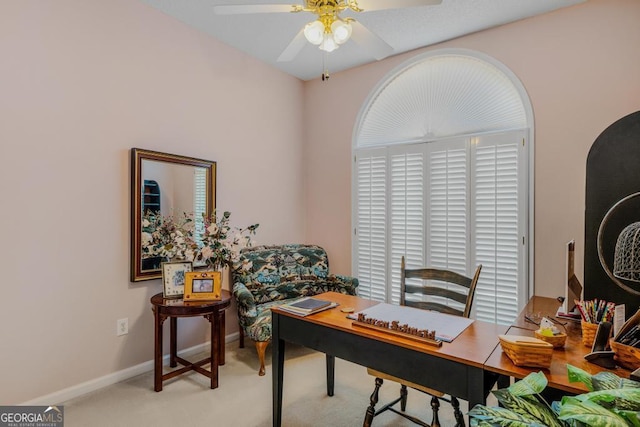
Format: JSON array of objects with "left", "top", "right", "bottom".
[{"left": 351, "top": 319, "right": 443, "bottom": 347}]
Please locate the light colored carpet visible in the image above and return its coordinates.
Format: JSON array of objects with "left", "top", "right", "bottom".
[{"left": 63, "top": 341, "right": 489, "bottom": 426}]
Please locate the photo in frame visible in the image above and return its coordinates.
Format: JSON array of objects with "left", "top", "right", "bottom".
[
  {"left": 161, "top": 261, "right": 193, "bottom": 298},
  {"left": 183, "top": 271, "right": 221, "bottom": 301}
]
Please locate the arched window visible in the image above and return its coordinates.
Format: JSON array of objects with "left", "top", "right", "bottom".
[{"left": 352, "top": 49, "right": 533, "bottom": 324}]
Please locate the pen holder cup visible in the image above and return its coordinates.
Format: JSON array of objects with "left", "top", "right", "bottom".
[{"left": 581, "top": 321, "right": 599, "bottom": 348}]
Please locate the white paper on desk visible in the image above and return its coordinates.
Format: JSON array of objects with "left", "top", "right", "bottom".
[{"left": 348, "top": 303, "right": 474, "bottom": 343}]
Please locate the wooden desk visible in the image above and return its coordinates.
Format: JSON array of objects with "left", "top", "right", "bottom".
[
  {"left": 484, "top": 296, "right": 632, "bottom": 394},
  {"left": 150, "top": 291, "right": 231, "bottom": 391},
  {"left": 271, "top": 292, "right": 506, "bottom": 427}
]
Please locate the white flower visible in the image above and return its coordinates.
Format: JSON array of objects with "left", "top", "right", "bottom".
[
  {"left": 207, "top": 223, "right": 219, "bottom": 235},
  {"left": 141, "top": 232, "right": 153, "bottom": 245},
  {"left": 201, "top": 246, "right": 214, "bottom": 259}
]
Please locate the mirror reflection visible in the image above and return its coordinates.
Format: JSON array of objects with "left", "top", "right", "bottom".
[{"left": 131, "top": 148, "right": 216, "bottom": 282}]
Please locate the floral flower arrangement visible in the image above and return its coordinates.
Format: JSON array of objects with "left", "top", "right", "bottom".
[
  {"left": 141, "top": 210, "right": 258, "bottom": 271},
  {"left": 195, "top": 211, "right": 259, "bottom": 271},
  {"left": 141, "top": 212, "right": 197, "bottom": 261}
]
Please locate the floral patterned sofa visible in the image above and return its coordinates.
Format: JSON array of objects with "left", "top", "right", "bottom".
[{"left": 231, "top": 244, "right": 358, "bottom": 375}]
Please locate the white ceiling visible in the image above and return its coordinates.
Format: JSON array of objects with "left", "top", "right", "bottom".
[{"left": 140, "top": 0, "right": 586, "bottom": 81}]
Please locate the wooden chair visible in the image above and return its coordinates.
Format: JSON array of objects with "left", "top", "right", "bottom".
[{"left": 363, "top": 257, "right": 482, "bottom": 427}]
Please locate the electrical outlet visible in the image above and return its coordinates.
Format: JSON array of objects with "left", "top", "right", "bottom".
[{"left": 117, "top": 318, "right": 129, "bottom": 336}]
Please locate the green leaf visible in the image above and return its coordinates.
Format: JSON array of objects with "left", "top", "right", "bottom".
[
  {"left": 468, "top": 405, "right": 546, "bottom": 427},
  {"left": 492, "top": 390, "right": 563, "bottom": 427},
  {"left": 507, "top": 371, "right": 548, "bottom": 396},
  {"left": 614, "top": 409, "right": 640, "bottom": 427},
  {"left": 558, "top": 396, "right": 629, "bottom": 427},
  {"left": 567, "top": 364, "right": 594, "bottom": 391},
  {"left": 621, "top": 378, "right": 640, "bottom": 389},
  {"left": 577, "top": 388, "right": 640, "bottom": 411},
  {"left": 592, "top": 371, "right": 625, "bottom": 391}
]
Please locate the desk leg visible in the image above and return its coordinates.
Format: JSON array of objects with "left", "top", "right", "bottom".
[
  {"left": 467, "top": 368, "right": 487, "bottom": 413},
  {"left": 153, "top": 308, "right": 164, "bottom": 392},
  {"left": 208, "top": 313, "right": 219, "bottom": 389},
  {"left": 497, "top": 374, "right": 510, "bottom": 389},
  {"left": 326, "top": 354, "right": 335, "bottom": 396},
  {"left": 272, "top": 313, "right": 284, "bottom": 427},
  {"left": 169, "top": 317, "right": 177, "bottom": 368},
  {"left": 218, "top": 310, "right": 226, "bottom": 366}
]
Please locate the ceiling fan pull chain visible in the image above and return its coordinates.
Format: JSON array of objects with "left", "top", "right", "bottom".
[{"left": 322, "top": 51, "right": 330, "bottom": 81}]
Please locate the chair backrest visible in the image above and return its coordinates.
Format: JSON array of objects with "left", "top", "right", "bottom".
[{"left": 400, "top": 256, "right": 481, "bottom": 318}]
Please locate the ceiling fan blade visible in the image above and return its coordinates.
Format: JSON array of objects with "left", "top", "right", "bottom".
[
  {"left": 213, "top": 4, "right": 298, "bottom": 15},
  {"left": 349, "top": 20, "right": 394, "bottom": 60},
  {"left": 353, "top": 0, "right": 441, "bottom": 12},
  {"left": 277, "top": 28, "right": 307, "bottom": 62}
]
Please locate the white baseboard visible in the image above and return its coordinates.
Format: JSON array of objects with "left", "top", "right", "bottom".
[{"left": 22, "top": 332, "right": 239, "bottom": 406}]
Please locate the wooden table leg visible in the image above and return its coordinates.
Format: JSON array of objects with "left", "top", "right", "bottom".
[
  {"left": 169, "top": 317, "right": 177, "bottom": 368},
  {"left": 218, "top": 310, "right": 226, "bottom": 366},
  {"left": 154, "top": 308, "right": 163, "bottom": 392},
  {"left": 209, "top": 312, "right": 219, "bottom": 389}
]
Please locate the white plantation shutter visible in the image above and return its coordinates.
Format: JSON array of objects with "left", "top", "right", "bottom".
[
  {"left": 389, "top": 146, "right": 425, "bottom": 304},
  {"left": 352, "top": 51, "right": 532, "bottom": 323},
  {"left": 472, "top": 132, "right": 525, "bottom": 323},
  {"left": 427, "top": 140, "right": 468, "bottom": 273},
  {"left": 424, "top": 140, "right": 468, "bottom": 313},
  {"left": 194, "top": 168, "right": 207, "bottom": 242},
  {"left": 355, "top": 150, "right": 387, "bottom": 300},
  {"left": 353, "top": 131, "right": 527, "bottom": 324}
]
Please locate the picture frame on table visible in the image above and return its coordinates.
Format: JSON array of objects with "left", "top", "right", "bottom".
[
  {"left": 161, "top": 261, "right": 193, "bottom": 298},
  {"left": 183, "top": 271, "right": 221, "bottom": 301}
]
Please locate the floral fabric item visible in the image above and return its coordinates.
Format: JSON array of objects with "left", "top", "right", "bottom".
[{"left": 231, "top": 244, "right": 358, "bottom": 343}]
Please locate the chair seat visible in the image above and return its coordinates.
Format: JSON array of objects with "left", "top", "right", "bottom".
[{"left": 367, "top": 368, "right": 445, "bottom": 397}]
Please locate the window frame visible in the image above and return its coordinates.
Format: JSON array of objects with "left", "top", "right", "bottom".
[{"left": 351, "top": 49, "right": 535, "bottom": 322}]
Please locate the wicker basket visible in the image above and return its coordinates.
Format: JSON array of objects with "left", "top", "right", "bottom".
[
  {"left": 610, "top": 341, "right": 640, "bottom": 370},
  {"left": 499, "top": 335, "right": 553, "bottom": 368},
  {"left": 534, "top": 330, "right": 567, "bottom": 348},
  {"left": 581, "top": 321, "right": 599, "bottom": 348},
  {"left": 611, "top": 308, "right": 640, "bottom": 370}
]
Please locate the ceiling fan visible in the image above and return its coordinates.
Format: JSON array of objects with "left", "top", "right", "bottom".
[{"left": 213, "top": 0, "right": 442, "bottom": 63}]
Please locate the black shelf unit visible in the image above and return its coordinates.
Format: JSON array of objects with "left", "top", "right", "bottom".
[{"left": 143, "top": 180, "right": 161, "bottom": 214}]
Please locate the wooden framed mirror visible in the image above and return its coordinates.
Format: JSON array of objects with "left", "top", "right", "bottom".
[{"left": 131, "top": 148, "right": 216, "bottom": 282}]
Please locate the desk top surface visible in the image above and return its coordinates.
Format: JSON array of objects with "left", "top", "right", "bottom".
[
  {"left": 272, "top": 291, "right": 507, "bottom": 369},
  {"left": 483, "top": 295, "right": 632, "bottom": 393}
]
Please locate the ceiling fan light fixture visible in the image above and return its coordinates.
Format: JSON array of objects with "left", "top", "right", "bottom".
[
  {"left": 304, "top": 20, "right": 324, "bottom": 45},
  {"left": 331, "top": 19, "right": 352, "bottom": 45},
  {"left": 319, "top": 33, "right": 338, "bottom": 52}
]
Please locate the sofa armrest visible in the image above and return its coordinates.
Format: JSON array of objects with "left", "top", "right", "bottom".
[
  {"left": 327, "top": 274, "right": 359, "bottom": 296},
  {"left": 232, "top": 282, "right": 259, "bottom": 327}
]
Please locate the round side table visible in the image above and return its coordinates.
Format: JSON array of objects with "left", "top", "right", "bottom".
[{"left": 150, "top": 290, "right": 231, "bottom": 391}]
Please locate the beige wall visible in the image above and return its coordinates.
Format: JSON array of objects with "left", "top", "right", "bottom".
[
  {"left": 0, "top": 0, "right": 304, "bottom": 403},
  {"left": 305, "top": 0, "right": 640, "bottom": 300},
  {"left": 3, "top": 0, "right": 640, "bottom": 406}
]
